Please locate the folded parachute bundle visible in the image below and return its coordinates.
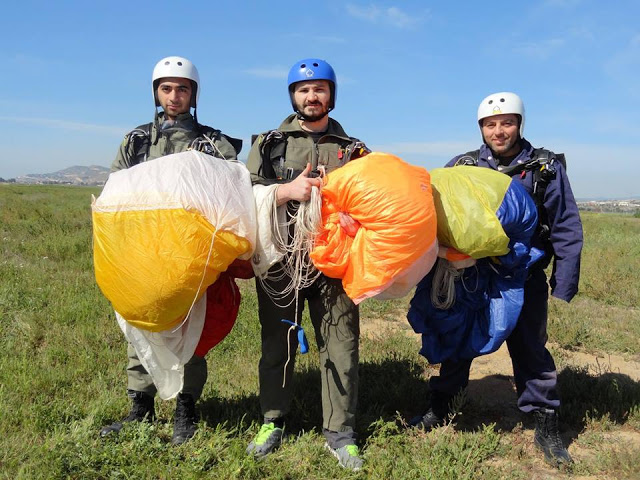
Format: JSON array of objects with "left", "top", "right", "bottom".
[
  {"left": 93, "top": 150, "right": 256, "bottom": 398},
  {"left": 407, "top": 166, "right": 543, "bottom": 364},
  {"left": 310, "top": 152, "right": 438, "bottom": 304},
  {"left": 93, "top": 150, "right": 256, "bottom": 332}
]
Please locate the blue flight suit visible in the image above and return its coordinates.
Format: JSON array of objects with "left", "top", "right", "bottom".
[{"left": 429, "top": 139, "right": 583, "bottom": 413}]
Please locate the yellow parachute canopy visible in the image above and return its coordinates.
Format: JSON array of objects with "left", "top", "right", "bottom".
[
  {"left": 92, "top": 151, "right": 255, "bottom": 332},
  {"left": 430, "top": 166, "right": 511, "bottom": 259}
]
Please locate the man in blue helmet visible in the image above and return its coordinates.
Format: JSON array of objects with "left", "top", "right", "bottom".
[
  {"left": 245, "top": 58, "right": 368, "bottom": 471},
  {"left": 411, "top": 92, "right": 583, "bottom": 467}
]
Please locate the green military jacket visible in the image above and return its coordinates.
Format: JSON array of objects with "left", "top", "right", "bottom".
[
  {"left": 112, "top": 112, "right": 241, "bottom": 171},
  {"left": 246, "top": 114, "right": 366, "bottom": 185}
]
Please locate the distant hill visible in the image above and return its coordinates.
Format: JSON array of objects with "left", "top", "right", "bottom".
[{"left": 12, "top": 165, "right": 110, "bottom": 186}]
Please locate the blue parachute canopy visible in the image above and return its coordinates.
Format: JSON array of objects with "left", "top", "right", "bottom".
[{"left": 407, "top": 172, "right": 543, "bottom": 364}]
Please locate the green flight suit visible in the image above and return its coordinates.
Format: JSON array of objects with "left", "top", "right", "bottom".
[
  {"left": 113, "top": 111, "right": 241, "bottom": 400},
  {"left": 247, "top": 114, "right": 364, "bottom": 443}
]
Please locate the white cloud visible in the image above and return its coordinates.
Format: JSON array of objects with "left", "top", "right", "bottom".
[
  {"left": 386, "top": 7, "right": 415, "bottom": 29},
  {"left": 243, "top": 67, "right": 288, "bottom": 79},
  {"left": 346, "top": 4, "right": 380, "bottom": 22},
  {"left": 0, "top": 116, "right": 126, "bottom": 136},
  {"left": 345, "top": 4, "right": 425, "bottom": 29},
  {"left": 513, "top": 37, "right": 566, "bottom": 59}
]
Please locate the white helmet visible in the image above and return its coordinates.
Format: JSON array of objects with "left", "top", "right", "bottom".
[
  {"left": 477, "top": 92, "right": 525, "bottom": 136},
  {"left": 152, "top": 56, "right": 200, "bottom": 108}
]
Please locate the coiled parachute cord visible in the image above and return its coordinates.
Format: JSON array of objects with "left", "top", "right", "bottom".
[
  {"left": 430, "top": 258, "right": 461, "bottom": 310},
  {"left": 257, "top": 185, "right": 323, "bottom": 308},
  {"left": 430, "top": 257, "right": 480, "bottom": 310},
  {"left": 255, "top": 185, "right": 323, "bottom": 387}
]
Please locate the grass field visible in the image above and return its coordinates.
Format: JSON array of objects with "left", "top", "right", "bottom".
[{"left": 1, "top": 184, "right": 639, "bottom": 479}]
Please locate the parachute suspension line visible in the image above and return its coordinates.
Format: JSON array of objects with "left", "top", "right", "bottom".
[
  {"left": 170, "top": 228, "right": 217, "bottom": 334},
  {"left": 257, "top": 185, "right": 323, "bottom": 308},
  {"left": 253, "top": 185, "right": 322, "bottom": 387},
  {"left": 461, "top": 264, "right": 480, "bottom": 294},
  {"left": 431, "top": 259, "right": 482, "bottom": 310},
  {"left": 430, "top": 258, "right": 462, "bottom": 310},
  {"left": 282, "top": 292, "right": 301, "bottom": 388},
  {"left": 202, "top": 134, "right": 227, "bottom": 160}
]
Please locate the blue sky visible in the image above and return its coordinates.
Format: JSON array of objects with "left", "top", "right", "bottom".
[{"left": 1, "top": 0, "right": 638, "bottom": 199}]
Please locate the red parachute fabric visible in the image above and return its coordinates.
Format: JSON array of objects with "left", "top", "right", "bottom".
[
  {"left": 194, "top": 259, "right": 253, "bottom": 357},
  {"left": 311, "top": 152, "right": 437, "bottom": 304}
]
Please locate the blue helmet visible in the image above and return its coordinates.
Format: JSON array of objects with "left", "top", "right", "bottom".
[{"left": 287, "top": 58, "right": 337, "bottom": 113}]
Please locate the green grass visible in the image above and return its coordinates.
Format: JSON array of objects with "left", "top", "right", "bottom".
[{"left": 1, "top": 185, "right": 638, "bottom": 479}]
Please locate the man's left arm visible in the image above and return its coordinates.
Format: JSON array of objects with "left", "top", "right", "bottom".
[{"left": 544, "top": 163, "right": 584, "bottom": 302}]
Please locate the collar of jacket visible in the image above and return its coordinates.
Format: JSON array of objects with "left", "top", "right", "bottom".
[
  {"left": 276, "top": 113, "right": 351, "bottom": 140},
  {"left": 479, "top": 138, "right": 535, "bottom": 169},
  {"left": 151, "top": 111, "right": 198, "bottom": 141}
]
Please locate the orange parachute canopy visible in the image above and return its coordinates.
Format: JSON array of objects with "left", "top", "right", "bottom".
[{"left": 311, "top": 152, "right": 438, "bottom": 304}]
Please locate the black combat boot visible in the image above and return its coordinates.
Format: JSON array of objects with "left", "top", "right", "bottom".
[
  {"left": 409, "top": 392, "right": 452, "bottom": 431},
  {"left": 100, "top": 390, "right": 155, "bottom": 437},
  {"left": 171, "top": 393, "right": 198, "bottom": 445},
  {"left": 410, "top": 407, "right": 446, "bottom": 430},
  {"left": 533, "top": 408, "right": 573, "bottom": 466}
]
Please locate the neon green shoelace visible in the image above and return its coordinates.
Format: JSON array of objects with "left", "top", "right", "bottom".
[
  {"left": 345, "top": 444, "right": 360, "bottom": 457},
  {"left": 255, "top": 423, "right": 277, "bottom": 445}
]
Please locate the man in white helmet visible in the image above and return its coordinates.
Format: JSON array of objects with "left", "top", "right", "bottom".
[
  {"left": 101, "top": 56, "right": 242, "bottom": 445},
  {"left": 412, "top": 92, "right": 583, "bottom": 467}
]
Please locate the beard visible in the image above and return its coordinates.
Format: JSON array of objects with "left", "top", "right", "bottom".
[{"left": 296, "top": 101, "right": 329, "bottom": 122}]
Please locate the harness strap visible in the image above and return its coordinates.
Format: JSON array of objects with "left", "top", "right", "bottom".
[
  {"left": 255, "top": 130, "right": 369, "bottom": 184},
  {"left": 126, "top": 122, "right": 232, "bottom": 166}
]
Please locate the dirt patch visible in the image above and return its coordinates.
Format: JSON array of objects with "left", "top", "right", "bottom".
[
  {"left": 554, "top": 348, "right": 640, "bottom": 381},
  {"left": 361, "top": 311, "right": 640, "bottom": 430},
  {"left": 361, "top": 313, "right": 640, "bottom": 383}
]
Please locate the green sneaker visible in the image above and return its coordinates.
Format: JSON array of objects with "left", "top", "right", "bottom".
[
  {"left": 325, "top": 443, "right": 363, "bottom": 471},
  {"left": 246, "top": 422, "right": 284, "bottom": 458}
]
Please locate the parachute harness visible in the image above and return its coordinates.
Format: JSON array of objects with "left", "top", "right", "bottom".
[
  {"left": 200, "top": 134, "right": 227, "bottom": 160},
  {"left": 256, "top": 184, "right": 324, "bottom": 387}
]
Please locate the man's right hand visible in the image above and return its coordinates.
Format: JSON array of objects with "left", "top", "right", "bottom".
[{"left": 276, "top": 163, "right": 322, "bottom": 206}]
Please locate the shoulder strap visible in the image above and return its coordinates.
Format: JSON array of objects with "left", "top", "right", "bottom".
[
  {"left": 532, "top": 148, "right": 566, "bottom": 170},
  {"left": 185, "top": 123, "right": 242, "bottom": 158},
  {"left": 524, "top": 148, "right": 567, "bottom": 242},
  {"left": 454, "top": 149, "right": 480, "bottom": 166},
  {"left": 126, "top": 123, "right": 152, "bottom": 167},
  {"left": 343, "top": 137, "right": 370, "bottom": 163},
  {"left": 257, "top": 129, "right": 287, "bottom": 179}
]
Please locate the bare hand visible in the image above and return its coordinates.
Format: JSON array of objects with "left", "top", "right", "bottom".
[
  {"left": 276, "top": 163, "right": 322, "bottom": 205},
  {"left": 339, "top": 212, "right": 361, "bottom": 237}
]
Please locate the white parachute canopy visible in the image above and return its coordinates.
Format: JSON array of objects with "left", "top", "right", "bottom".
[{"left": 92, "top": 150, "right": 256, "bottom": 398}]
